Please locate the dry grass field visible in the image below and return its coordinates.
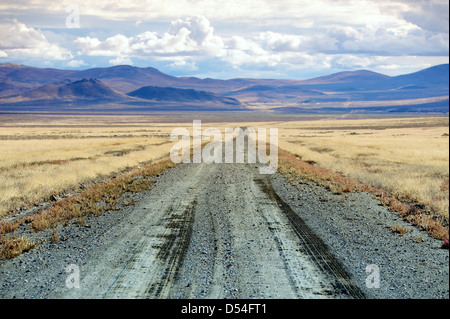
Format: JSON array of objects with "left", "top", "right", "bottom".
[
  {"left": 275, "top": 116, "right": 449, "bottom": 240},
  {"left": 276, "top": 117, "right": 449, "bottom": 218},
  {"left": 1, "top": 115, "right": 448, "bottom": 222},
  {"left": 0, "top": 114, "right": 448, "bottom": 259},
  {"left": 0, "top": 116, "right": 180, "bottom": 217}
]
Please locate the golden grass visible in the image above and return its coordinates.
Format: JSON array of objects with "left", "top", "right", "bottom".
[
  {"left": 29, "top": 156, "right": 176, "bottom": 231},
  {"left": 277, "top": 147, "right": 448, "bottom": 241},
  {"left": 1, "top": 115, "right": 448, "bottom": 258},
  {"left": 0, "top": 116, "right": 218, "bottom": 259},
  {"left": 276, "top": 117, "right": 449, "bottom": 221},
  {"left": 0, "top": 123, "right": 178, "bottom": 216},
  {"left": 273, "top": 116, "right": 449, "bottom": 242},
  {"left": 0, "top": 156, "right": 176, "bottom": 259},
  {"left": 0, "top": 117, "right": 183, "bottom": 258},
  {"left": 390, "top": 224, "right": 410, "bottom": 236},
  {"left": 0, "top": 234, "right": 37, "bottom": 260}
]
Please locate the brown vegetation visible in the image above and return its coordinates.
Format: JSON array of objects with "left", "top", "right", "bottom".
[
  {"left": 278, "top": 117, "right": 449, "bottom": 221},
  {"left": 277, "top": 147, "right": 449, "bottom": 242},
  {"left": 1, "top": 116, "right": 448, "bottom": 259},
  {"left": 0, "top": 123, "right": 176, "bottom": 217},
  {"left": 30, "top": 157, "right": 175, "bottom": 232},
  {"left": 0, "top": 156, "right": 176, "bottom": 259},
  {"left": 390, "top": 224, "right": 409, "bottom": 236},
  {"left": 0, "top": 234, "right": 37, "bottom": 260}
]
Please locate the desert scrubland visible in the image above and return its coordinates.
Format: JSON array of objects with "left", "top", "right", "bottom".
[
  {"left": 0, "top": 115, "right": 448, "bottom": 239},
  {"left": 276, "top": 116, "right": 449, "bottom": 223},
  {"left": 0, "top": 116, "right": 180, "bottom": 216},
  {"left": 0, "top": 114, "right": 448, "bottom": 300}
]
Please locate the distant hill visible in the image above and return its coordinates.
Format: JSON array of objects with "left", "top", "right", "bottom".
[
  {"left": 0, "top": 80, "right": 34, "bottom": 97},
  {"left": 0, "top": 63, "right": 242, "bottom": 94},
  {"left": 0, "top": 78, "right": 127, "bottom": 105},
  {"left": 0, "top": 78, "right": 243, "bottom": 110},
  {"left": 298, "top": 70, "right": 390, "bottom": 84},
  {"left": 0, "top": 62, "right": 447, "bottom": 114},
  {"left": 71, "top": 65, "right": 179, "bottom": 93},
  {"left": 389, "top": 64, "right": 449, "bottom": 88},
  {"left": 279, "top": 64, "right": 449, "bottom": 105},
  {"left": 128, "top": 86, "right": 240, "bottom": 105},
  {"left": 0, "top": 64, "right": 75, "bottom": 84},
  {"left": 225, "top": 84, "right": 325, "bottom": 104}
]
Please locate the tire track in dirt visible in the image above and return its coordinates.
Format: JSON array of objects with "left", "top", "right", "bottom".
[
  {"left": 37, "top": 139, "right": 365, "bottom": 299},
  {"left": 55, "top": 163, "right": 207, "bottom": 298},
  {"left": 145, "top": 200, "right": 195, "bottom": 297},
  {"left": 255, "top": 176, "right": 365, "bottom": 298}
]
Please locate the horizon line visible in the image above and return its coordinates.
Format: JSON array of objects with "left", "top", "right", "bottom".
[{"left": 0, "top": 62, "right": 449, "bottom": 82}]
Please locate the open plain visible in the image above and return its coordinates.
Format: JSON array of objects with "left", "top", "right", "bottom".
[{"left": 0, "top": 114, "right": 448, "bottom": 299}]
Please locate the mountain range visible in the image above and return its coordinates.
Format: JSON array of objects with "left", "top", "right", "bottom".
[{"left": 0, "top": 63, "right": 448, "bottom": 114}]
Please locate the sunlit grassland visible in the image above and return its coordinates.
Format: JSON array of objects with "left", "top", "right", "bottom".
[
  {"left": 275, "top": 116, "right": 449, "bottom": 225},
  {"left": 0, "top": 115, "right": 448, "bottom": 241},
  {"left": 0, "top": 119, "right": 180, "bottom": 216}
]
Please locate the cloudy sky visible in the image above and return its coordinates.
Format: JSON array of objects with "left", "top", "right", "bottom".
[{"left": 0, "top": 0, "right": 448, "bottom": 79}]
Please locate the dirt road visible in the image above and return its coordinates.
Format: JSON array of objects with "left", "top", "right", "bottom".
[
  {"left": 1, "top": 139, "right": 448, "bottom": 300},
  {"left": 46, "top": 159, "right": 363, "bottom": 299}
]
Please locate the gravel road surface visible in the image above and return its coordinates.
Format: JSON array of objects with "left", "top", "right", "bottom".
[{"left": 0, "top": 142, "right": 448, "bottom": 299}]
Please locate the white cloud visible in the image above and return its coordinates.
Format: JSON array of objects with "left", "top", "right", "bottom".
[
  {"left": 132, "top": 16, "right": 225, "bottom": 56},
  {"left": 0, "top": 0, "right": 284, "bottom": 22},
  {"left": 168, "top": 16, "right": 225, "bottom": 55},
  {"left": 109, "top": 56, "right": 132, "bottom": 65},
  {"left": 258, "top": 32, "right": 303, "bottom": 52},
  {"left": 0, "top": 19, "right": 72, "bottom": 61},
  {"left": 387, "top": 0, "right": 449, "bottom": 33},
  {"left": 74, "top": 16, "right": 226, "bottom": 63},
  {"left": 1, "top": 1, "right": 448, "bottom": 77},
  {"left": 327, "top": 24, "right": 448, "bottom": 55},
  {"left": 67, "top": 59, "right": 86, "bottom": 68},
  {"left": 168, "top": 58, "right": 198, "bottom": 71},
  {"left": 70, "top": 13, "right": 448, "bottom": 75},
  {"left": 329, "top": 54, "right": 385, "bottom": 70},
  {"left": 0, "top": 19, "right": 47, "bottom": 49},
  {"left": 74, "top": 34, "right": 131, "bottom": 57}
]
